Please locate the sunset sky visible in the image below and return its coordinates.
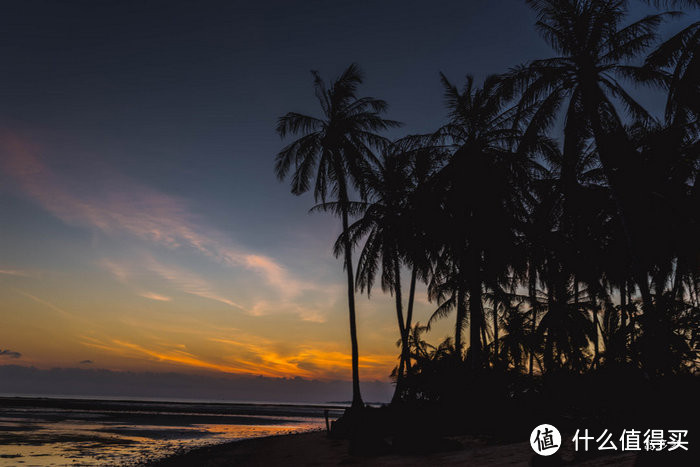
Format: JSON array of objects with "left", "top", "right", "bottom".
[{"left": 1, "top": 1, "right": 694, "bottom": 393}]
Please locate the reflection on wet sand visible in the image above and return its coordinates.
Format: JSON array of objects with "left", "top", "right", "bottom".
[{"left": 0, "top": 397, "right": 343, "bottom": 466}]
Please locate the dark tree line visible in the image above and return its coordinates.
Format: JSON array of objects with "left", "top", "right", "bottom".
[{"left": 275, "top": 0, "right": 699, "bottom": 409}]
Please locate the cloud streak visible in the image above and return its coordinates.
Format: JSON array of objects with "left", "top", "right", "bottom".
[
  {"left": 15, "top": 290, "right": 73, "bottom": 318},
  {"left": 0, "top": 269, "right": 31, "bottom": 277},
  {"left": 144, "top": 258, "right": 247, "bottom": 310},
  {"left": 0, "top": 129, "right": 356, "bottom": 379},
  {"left": 101, "top": 256, "right": 247, "bottom": 310},
  {"left": 138, "top": 291, "right": 172, "bottom": 302},
  {"left": 0, "top": 349, "right": 22, "bottom": 359},
  {"left": 79, "top": 335, "right": 396, "bottom": 380},
  {"left": 0, "top": 130, "right": 316, "bottom": 300}
]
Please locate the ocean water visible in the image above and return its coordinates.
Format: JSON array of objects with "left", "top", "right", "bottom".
[{"left": 0, "top": 396, "right": 345, "bottom": 466}]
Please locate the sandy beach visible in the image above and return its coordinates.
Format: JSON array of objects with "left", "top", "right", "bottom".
[
  {"left": 0, "top": 396, "right": 335, "bottom": 466},
  {"left": 149, "top": 430, "right": 644, "bottom": 466}
]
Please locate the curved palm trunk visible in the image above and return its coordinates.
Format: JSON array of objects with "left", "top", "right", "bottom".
[
  {"left": 529, "top": 263, "right": 537, "bottom": 376},
  {"left": 391, "top": 256, "right": 406, "bottom": 405},
  {"left": 455, "top": 287, "right": 466, "bottom": 360},
  {"left": 405, "top": 266, "right": 417, "bottom": 371},
  {"left": 395, "top": 265, "right": 418, "bottom": 397},
  {"left": 468, "top": 280, "right": 483, "bottom": 370},
  {"left": 544, "top": 277, "right": 555, "bottom": 372},
  {"left": 580, "top": 82, "right": 665, "bottom": 373},
  {"left": 620, "top": 281, "right": 626, "bottom": 363},
  {"left": 582, "top": 85, "right": 654, "bottom": 310},
  {"left": 592, "top": 297, "right": 599, "bottom": 370},
  {"left": 480, "top": 315, "right": 488, "bottom": 361},
  {"left": 341, "top": 205, "right": 363, "bottom": 409},
  {"left": 492, "top": 299, "right": 499, "bottom": 368}
]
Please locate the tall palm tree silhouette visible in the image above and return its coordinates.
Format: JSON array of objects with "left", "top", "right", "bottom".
[
  {"left": 506, "top": 0, "right": 678, "bottom": 371},
  {"left": 338, "top": 147, "right": 413, "bottom": 402},
  {"left": 271, "top": 0, "right": 698, "bottom": 418},
  {"left": 275, "top": 64, "right": 400, "bottom": 409},
  {"left": 645, "top": 19, "right": 700, "bottom": 123},
  {"left": 342, "top": 138, "right": 445, "bottom": 403},
  {"left": 428, "top": 74, "right": 530, "bottom": 369}
]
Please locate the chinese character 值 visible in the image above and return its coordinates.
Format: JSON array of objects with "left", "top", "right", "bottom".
[
  {"left": 535, "top": 427, "right": 560, "bottom": 452},
  {"left": 620, "top": 429, "right": 641, "bottom": 451}
]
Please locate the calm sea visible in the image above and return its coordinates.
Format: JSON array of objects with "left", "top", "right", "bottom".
[{"left": 0, "top": 396, "right": 345, "bottom": 466}]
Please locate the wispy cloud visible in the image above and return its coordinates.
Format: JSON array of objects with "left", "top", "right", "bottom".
[
  {"left": 0, "top": 349, "right": 22, "bottom": 359},
  {"left": 101, "top": 255, "right": 247, "bottom": 310},
  {"left": 138, "top": 291, "right": 172, "bottom": 302},
  {"left": 80, "top": 337, "right": 268, "bottom": 376},
  {"left": 15, "top": 289, "right": 73, "bottom": 318},
  {"left": 143, "top": 257, "right": 247, "bottom": 309},
  {"left": 78, "top": 334, "right": 395, "bottom": 380},
  {"left": 0, "top": 130, "right": 317, "bottom": 300},
  {"left": 101, "top": 254, "right": 337, "bottom": 322},
  {"left": 248, "top": 300, "right": 327, "bottom": 323},
  {"left": 210, "top": 337, "right": 397, "bottom": 380},
  {"left": 1, "top": 130, "right": 357, "bottom": 379},
  {"left": 0, "top": 269, "right": 31, "bottom": 277}
]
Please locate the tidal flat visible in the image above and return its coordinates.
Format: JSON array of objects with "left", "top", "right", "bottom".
[{"left": 0, "top": 396, "right": 341, "bottom": 466}]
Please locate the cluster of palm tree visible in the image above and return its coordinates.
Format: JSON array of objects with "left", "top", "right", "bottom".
[{"left": 275, "top": 0, "right": 698, "bottom": 408}]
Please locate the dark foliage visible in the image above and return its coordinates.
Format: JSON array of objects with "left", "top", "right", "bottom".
[{"left": 275, "top": 0, "right": 699, "bottom": 446}]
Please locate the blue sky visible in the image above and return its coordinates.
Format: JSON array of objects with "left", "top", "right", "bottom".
[{"left": 0, "top": 0, "right": 696, "bottom": 394}]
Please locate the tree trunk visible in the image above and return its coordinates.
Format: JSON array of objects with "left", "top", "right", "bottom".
[
  {"left": 391, "top": 256, "right": 406, "bottom": 404},
  {"left": 405, "top": 266, "right": 418, "bottom": 372},
  {"left": 545, "top": 278, "right": 555, "bottom": 372},
  {"left": 493, "top": 297, "right": 499, "bottom": 368},
  {"left": 529, "top": 263, "right": 537, "bottom": 376},
  {"left": 592, "top": 297, "right": 599, "bottom": 370},
  {"left": 341, "top": 205, "right": 363, "bottom": 409},
  {"left": 583, "top": 86, "right": 654, "bottom": 311},
  {"left": 620, "top": 281, "right": 626, "bottom": 363},
  {"left": 468, "top": 279, "right": 483, "bottom": 370},
  {"left": 583, "top": 85, "right": 661, "bottom": 373},
  {"left": 628, "top": 284, "right": 636, "bottom": 347},
  {"left": 480, "top": 319, "right": 488, "bottom": 361},
  {"left": 455, "top": 287, "right": 465, "bottom": 360}
]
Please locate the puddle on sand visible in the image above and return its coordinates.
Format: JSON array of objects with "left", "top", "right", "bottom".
[{"left": 0, "top": 404, "right": 328, "bottom": 466}]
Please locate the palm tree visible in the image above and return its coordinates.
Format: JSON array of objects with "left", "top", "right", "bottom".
[
  {"left": 341, "top": 137, "right": 444, "bottom": 403},
  {"left": 644, "top": 19, "right": 700, "bottom": 123},
  {"left": 506, "top": 0, "right": 683, "bottom": 373},
  {"left": 397, "top": 139, "right": 445, "bottom": 375},
  {"left": 494, "top": 301, "right": 532, "bottom": 372},
  {"left": 623, "top": 120, "right": 699, "bottom": 373},
  {"left": 337, "top": 146, "right": 412, "bottom": 403},
  {"left": 275, "top": 63, "right": 400, "bottom": 409},
  {"left": 643, "top": 0, "right": 700, "bottom": 8},
  {"left": 428, "top": 73, "right": 531, "bottom": 369}
]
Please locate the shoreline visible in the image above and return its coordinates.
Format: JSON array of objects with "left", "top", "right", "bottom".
[
  {"left": 0, "top": 396, "right": 331, "bottom": 466},
  {"left": 145, "top": 429, "right": 642, "bottom": 466},
  {"left": 0, "top": 394, "right": 350, "bottom": 410}
]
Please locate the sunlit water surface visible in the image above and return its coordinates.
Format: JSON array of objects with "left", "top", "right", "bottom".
[{"left": 0, "top": 398, "right": 342, "bottom": 466}]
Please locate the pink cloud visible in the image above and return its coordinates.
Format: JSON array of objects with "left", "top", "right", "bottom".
[
  {"left": 143, "top": 257, "right": 247, "bottom": 310},
  {"left": 1, "top": 130, "right": 316, "bottom": 299},
  {"left": 138, "top": 291, "right": 172, "bottom": 302}
]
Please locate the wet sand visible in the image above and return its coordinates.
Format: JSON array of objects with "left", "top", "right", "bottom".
[
  {"left": 0, "top": 396, "right": 339, "bottom": 466},
  {"left": 149, "top": 430, "right": 644, "bottom": 466}
]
